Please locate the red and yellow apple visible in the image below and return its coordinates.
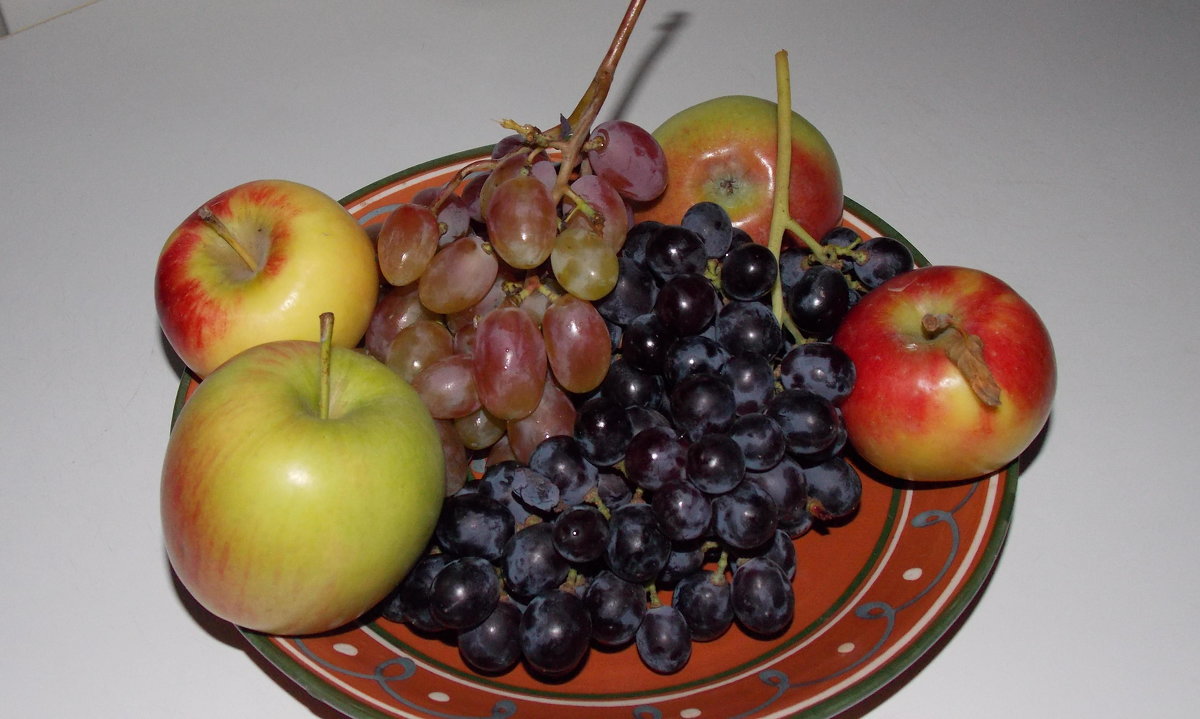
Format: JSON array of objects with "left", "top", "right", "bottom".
[
  {"left": 161, "top": 336, "right": 444, "bottom": 635},
  {"left": 155, "top": 179, "right": 379, "bottom": 378},
  {"left": 634, "top": 95, "right": 843, "bottom": 245},
  {"left": 833, "top": 265, "right": 1056, "bottom": 482}
]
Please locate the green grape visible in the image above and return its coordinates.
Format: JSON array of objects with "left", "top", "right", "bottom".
[{"left": 550, "top": 227, "right": 619, "bottom": 301}]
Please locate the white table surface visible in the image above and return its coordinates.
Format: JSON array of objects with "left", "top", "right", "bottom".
[{"left": 3, "top": 1, "right": 1198, "bottom": 717}]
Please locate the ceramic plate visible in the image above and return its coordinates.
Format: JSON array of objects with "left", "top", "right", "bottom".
[{"left": 181, "top": 147, "right": 1017, "bottom": 718}]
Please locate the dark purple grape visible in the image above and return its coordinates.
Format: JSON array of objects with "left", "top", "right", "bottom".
[
  {"left": 804, "top": 456, "right": 862, "bottom": 521},
  {"left": 625, "top": 405, "right": 672, "bottom": 436},
  {"left": 720, "top": 242, "right": 778, "bottom": 301},
  {"left": 658, "top": 543, "right": 707, "bottom": 586},
  {"left": 379, "top": 553, "right": 451, "bottom": 633},
  {"left": 476, "top": 460, "right": 534, "bottom": 524},
  {"left": 430, "top": 556, "right": 500, "bottom": 631},
  {"left": 673, "top": 570, "right": 733, "bottom": 642},
  {"left": 574, "top": 395, "right": 633, "bottom": 467},
  {"left": 664, "top": 335, "right": 730, "bottom": 387},
  {"left": 651, "top": 480, "right": 713, "bottom": 542},
  {"left": 743, "top": 456, "right": 810, "bottom": 533},
  {"left": 621, "top": 220, "right": 663, "bottom": 265},
  {"left": 528, "top": 435, "right": 598, "bottom": 506},
  {"left": 786, "top": 264, "right": 849, "bottom": 340},
  {"left": 685, "top": 433, "right": 746, "bottom": 495},
  {"left": 681, "top": 201, "right": 734, "bottom": 259},
  {"left": 605, "top": 503, "right": 671, "bottom": 584},
  {"left": 716, "top": 300, "right": 783, "bottom": 358},
  {"left": 822, "top": 226, "right": 859, "bottom": 249},
  {"left": 502, "top": 522, "right": 569, "bottom": 601},
  {"left": 621, "top": 312, "right": 674, "bottom": 374},
  {"left": 636, "top": 605, "right": 692, "bottom": 674},
  {"left": 737, "top": 529, "right": 797, "bottom": 581},
  {"left": 646, "top": 224, "right": 706, "bottom": 282},
  {"left": 623, "top": 425, "right": 688, "bottom": 492},
  {"left": 509, "top": 466, "right": 560, "bottom": 515},
  {"left": 520, "top": 589, "right": 591, "bottom": 678},
  {"left": 729, "top": 413, "right": 786, "bottom": 472},
  {"left": 553, "top": 504, "right": 610, "bottom": 564},
  {"left": 712, "top": 480, "right": 779, "bottom": 550},
  {"left": 669, "top": 372, "right": 736, "bottom": 442},
  {"left": 765, "top": 389, "right": 841, "bottom": 458},
  {"left": 722, "top": 353, "right": 776, "bottom": 415},
  {"left": 778, "top": 247, "right": 807, "bottom": 294},
  {"left": 583, "top": 570, "right": 647, "bottom": 647},
  {"left": 458, "top": 600, "right": 523, "bottom": 674},
  {"left": 854, "top": 236, "right": 914, "bottom": 288},
  {"left": 779, "top": 341, "right": 856, "bottom": 404},
  {"left": 654, "top": 273, "right": 719, "bottom": 336},
  {"left": 596, "top": 468, "right": 635, "bottom": 510},
  {"left": 435, "top": 492, "right": 515, "bottom": 562},
  {"left": 602, "top": 357, "right": 665, "bottom": 410},
  {"left": 594, "top": 257, "right": 658, "bottom": 326},
  {"left": 732, "top": 557, "right": 794, "bottom": 637}
]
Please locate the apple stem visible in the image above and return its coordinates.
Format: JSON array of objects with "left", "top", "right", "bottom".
[
  {"left": 198, "top": 205, "right": 259, "bottom": 272},
  {"left": 922, "top": 313, "right": 1003, "bottom": 407},
  {"left": 319, "top": 312, "right": 334, "bottom": 420}
]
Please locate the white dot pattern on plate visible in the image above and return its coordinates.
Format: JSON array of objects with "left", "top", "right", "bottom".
[
  {"left": 838, "top": 642, "right": 856, "bottom": 654},
  {"left": 680, "top": 709, "right": 702, "bottom": 718},
  {"left": 332, "top": 643, "right": 358, "bottom": 656},
  {"left": 903, "top": 567, "right": 923, "bottom": 581},
  {"left": 428, "top": 692, "right": 450, "bottom": 703}
]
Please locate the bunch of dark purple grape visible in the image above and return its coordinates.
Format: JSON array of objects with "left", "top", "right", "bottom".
[{"left": 376, "top": 201, "right": 914, "bottom": 679}]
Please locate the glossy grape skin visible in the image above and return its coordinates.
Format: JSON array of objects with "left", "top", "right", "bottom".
[
  {"left": 502, "top": 522, "right": 570, "bottom": 601},
  {"left": 621, "top": 221, "right": 662, "bottom": 265},
  {"left": 379, "top": 553, "right": 451, "bottom": 633},
  {"left": 486, "top": 174, "right": 557, "bottom": 269},
  {"left": 765, "top": 389, "right": 841, "bottom": 458},
  {"left": 430, "top": 556, "right": 500, "bottom": 631},
  {"left": 458, "top": 601, "right": 523, "bottom": 674},
  {"left": 663, "top": 335, "right": 730, "bottom": 388},
  {"left": 623, "top": 425, "right": 688, "bottom": 492},
  {"left": 716, "top": 301, "right": 783, "bottom": 358},
  {"left": 712, "top": 480, "right": 779, "bottom": 550},
  {"left": 853, "top": 236, "right": 914, "bottom": 288},
  {"left": 739, "top": 529, "right": 797, "bottom": 581},
  {"left": 669, "top": 372, "right": 737, "bottom": 443},
  {"left": 605, "top": 503, "right": 671, "bottom": 584},
  {"left": 377, "top": 202, "right": 441, "bottom": 286},
  {"left": 786, "top": 264, "right": 850, "bottom": 340},
  {"left": 582, "top": 570, "right": 647, "bottom": 647},
  {"left": 434, "top": 419, "right": 471, "bottom": 497},
  {"left": 597, "top": 468, "right": 635, "bottom": 510},
  {"left": 365, "top": 283, "right": 440, "bottom": 362},
  {"left": 731, "top": 557, "right": 794, "bottom": 637},
  {"left": 685, "top": 433, "right": 746, "bottom": 495},
  {"left": 721, "top": 241, "right": 779, "bottom": 301},
  {"left": 723, "top": 353, "right": 776, "bottom": 416},
  {"left": 651, "top": 480, "right": 713, "bottom": 542},
  {"left": 551, "top": 227, "right": 619, "bottom": 301},
  {"left": 681, "top": 201, "right": 734, "bottom": 259},
  {"left": 743, "top": 456, "right": 810, "bottom": 535},
  {"left": 626, "top": 405, "right": 672, "bottom": 437},
  {"left": 478, "top": 151, "right": 529, "bottom": 220},
  {"left": 646, "top": 225, "right": 707, "bottom": 282},
  {"left": 553, "top": 504, "right": 610, "bottom": 564},
  {"left": 636, "top": 605, "right": 692, "bottom": 674},
  {"left": 562, "top": 173, "right": 629, "bottom": 253},
  {"left": 435, "top": 492, "right": 515, "bottom": 562},
  {"left": 586, "top": 119, "right": 668, "bottom": 202},
  {"left": 528, "top": 435, "right": 598, "bottom": 506},
  {"left": 657, "top": 544, "right": 707, "bottom": 586},
  {"left": 454, "top": 406, "right": 506, "bottom": 451},
  {"left": 542, "top": 293, "right": 612, "bottom": 394},
  {"left": 653, "top": 273, "right": 719, "bottom": 337},
  {"left": 729, "top": 413, "right": 787, "bottom": 472},
  {"left": 594, "top": 257, "right": 658, "bottom": 327},
  {"left": 473, "top": 306, "right": 548, "bottom": 421},
  {"left": 520, "top": 589, "right": 592, "bottom": 679},
  {"left": 621, "top": 312, "right": 676, "bottom": 375},
  {"left": 779, "top": 341, "right": 856, "bottom": 404},
  {"left": 574, "top": 395, "right": 633, "bottom": 468},
  {"left": 505, "top": 379, "right": 577, "bottom": 464},
  {"left": 778, "top": 247, "right": 807, "bottom": 295},
  {"left": 418, "top": 235, "right": 499, "bottom": 315},
  {"left": 804, "top": 456, "right": 862, "bottom": 521},
  {"left": 385, "top": 319, "right": 454, "bottom": 382},
  {"left": 673, "top": 570, "right": 733, "bottom": 642},
  {"left": 411, "top": 353, "right": 480, "bottom": 419},
  {"left": 602, "top": 357, "right": 665, "bottom": 410}
]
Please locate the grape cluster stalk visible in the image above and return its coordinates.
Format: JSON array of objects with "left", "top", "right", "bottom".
[{"left": 366, "top": 2, "right": 916, "bottom": 678}]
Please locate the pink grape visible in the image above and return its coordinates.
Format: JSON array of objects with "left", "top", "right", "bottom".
[
  {"left": 472, "top": 306, "right": 548, "bottom": 420},
  {"left": 543, "top": 293, "right": 612, "bottom": 393},
  {"left": 479, "top": 152, "right": 529, "bottom": 220},
  {"left": 386, "top": 319, "right": 455, "bottom": 382},
  {"left": 506, "top": 379, "right": 577, "bottom": 464},
  {"left": 377, "top": 202, "right": 441, "bottom": 287},
  {"left": 434, "top": 419, "right": 470, "bottom": 496},
  {"left": 365, "top": 284, "right": 440, "bottom": 361},
  {"left": 586, "top": 120, "right": 668, "bottom": 202},
  {"left": 412, "top": 353, "right": 481, "bottom": 420},
  {"left": 454, "top": 407, "right": 507, "bottom": 451},
  {"left": 486, "top": 175, "right": 558, "bottom": 269},
  {"left": 418, "top": 235, "right": 499, "bottom": 315},
  {"left": 551, "top": 227, "right": 619, "bottom": 301},
  {"left": 562, "top": 174, "right": 629, "bottom": 253}
]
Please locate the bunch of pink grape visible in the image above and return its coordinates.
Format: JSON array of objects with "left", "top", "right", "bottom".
[{"left": 363, "top": 120, "right": 669, "bottom": 493}]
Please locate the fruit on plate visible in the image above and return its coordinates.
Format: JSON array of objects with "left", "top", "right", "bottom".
[
  {"left": 161, "top": 315, "right": 444, "bottom": 635},
  {"left": 833, "top": 265, "right": 1056, "bottom": 482},
  {"left": 634, "top": 95, "right": 843, "bottom": 246},
  {"left": 155, "top": 179, "right": 379, "bottom": 378}
]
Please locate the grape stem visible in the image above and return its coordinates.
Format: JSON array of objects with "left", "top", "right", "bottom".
[
  {"left": 921, "top": 313, "right": 1003, "bottom": 407},
  {"left": 318, "top": 312, "right": 334, "bottom": 420},
  {"left": 198, "top": 205, "right": 258, "bottom": 272}
]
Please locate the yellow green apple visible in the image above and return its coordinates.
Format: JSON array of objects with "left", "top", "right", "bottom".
[{"left": 155, "top": 179, "right": 379, "bottom": 378}]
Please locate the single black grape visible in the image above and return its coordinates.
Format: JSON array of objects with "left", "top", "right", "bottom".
[
  {"left": 720, "top": 241, "right": 778, "bottom": 301},
  {"left": 765, "top": 389, "right": 841, "bottom": 458},
  {"left": 822, "top": 225, "right": 859, "bottom": 249},
  {"left": 378, "top": 553, "right": 451, "bottom": 633},
  {"left": 528, "top": 435, "right": 598, "bottom": 506},
  {"left": 711, "top": 480, "right": 779, "bottom": 550},
  {"left": 636, "top": 605, "right": 692, "bottom": 674},
  {"left": 596, "top": 468, "right": 635, "bottom": 510},
  {"left": 458, "top": 600, "right": 523, "bottom": 674},
  {"left": 553, "top": 504, "right": 610, "bottom": 564},
  {"left": 651, "top": 480, "right": 713, "bottom": 542},
  {"left": 502, "top": 522, "right": 570, "bottom": 601},
  {"left": 520, "top": 589, "right": 592, "bottom": 678},
  {"left": 743, "top": 456, "right": 810, "bottom": 533},
  {"left": 722, "top": 353, "right": 776, "bottom": 416},
  {"left": 622, "top": 220, "right": 664, "bottom": 265},
  {"left": 854, "top": 236, "right": 914, "bottom": 288},
  {"left": 716, "top": 300, "right": 783, "bottom": 358},
  {"left": 669, "top": 371, "right": 737, "bottom": 442},
  {"left": 804, "top": 456, "right": 862, "bottom": 521},
  {"left": 430, "top": 556, "right": 500, "bottom": 631},
  {"left": 582, "top": 570, "right": 647, "bottom": 647},
  {"left": 786, "top": 263, "right": 850, "bottom": 340},
  {"left": 681, "top": 201, "right": 734, "bottom": 258},
  {"left": 594, "top": 256, "right": 659, "bottom": 326},
  {"left": 623, "top": 425, "right": 688, "bottom": 492},
  {"left": 509, "top": 466, "right": 560, "bottom": 516},
  {"left": 779, "top": 341, "right": 856, "bottom": 404},
  {"left": 778, "top": 247, "right": 807, "bottom": 294},
  {"left": 663, "top": 335, "right": 730, "bottom": 388},
  {"left": 621, "top": 312, "right": 675, "bottom": 375},
  {"left": 574, "top": 395, "right": 633, "bottom": 468},
  {"left": 602, "top": 357, "right": 665, "bottom": 410},
  {"left": 729, "top": 413, "right": 786, "bottom": 472},
  {"left": 657, "top": 543, "right": 707, "bottom": 586},
  {"left": 654, "top": 273, "right": 719, "bottom": 336},
  {"left": 605, "top": 502, "right": 671, "bottom": 584},
  {"left": 737, "top": 529, "right": 797, "bottom": 581},
  {"left": 646, "top": 224, "right": 707, "bottom": 282},
  {"left": 673, "top": 570, "right": 734, "bottom": 642},
  {"left": 685, "top": 433, "right": 746, "bottom": 495},
  {"left": 731, "top": 556, "right": 794, "bottom": 637},
  {"left": 434, "top": 492, "right": 515, "bottom": 562},
  {"left": 476, "top": 460, "right": 534, "bottom": 524}
]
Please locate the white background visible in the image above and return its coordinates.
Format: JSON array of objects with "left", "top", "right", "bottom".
[{"left": 2, "top": 1, "right": 1198, "bottom": 717}]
